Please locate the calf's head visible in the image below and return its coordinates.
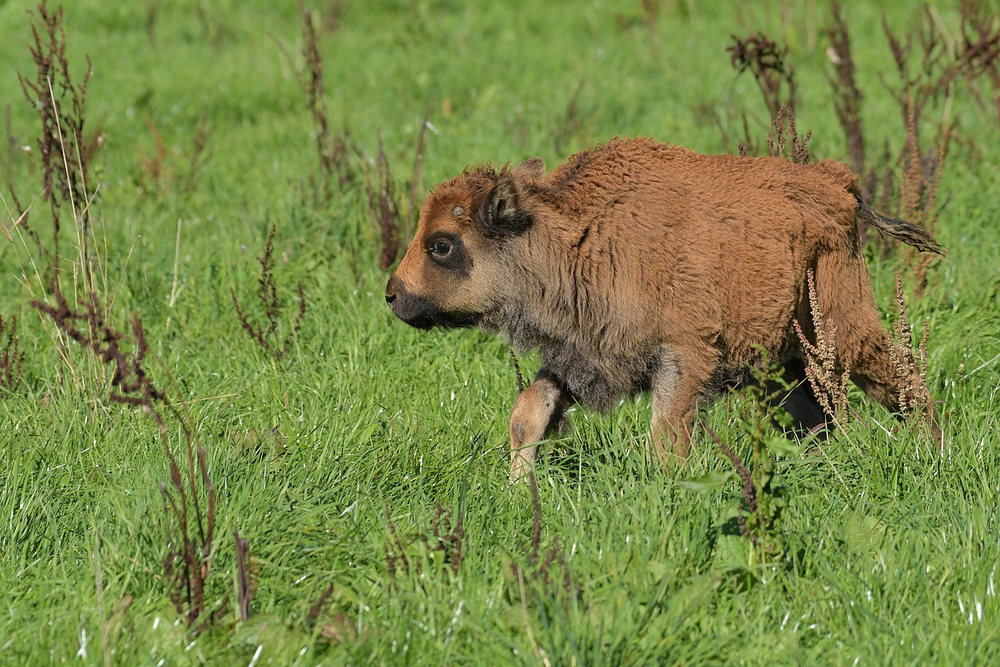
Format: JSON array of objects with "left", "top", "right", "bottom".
[{"left": 385, "top": 158, "right": 544, "bottom": 329}]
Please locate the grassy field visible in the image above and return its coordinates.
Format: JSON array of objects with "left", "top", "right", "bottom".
[{"left": 2, "top": 0, "right": 1000, "bottom": 664}]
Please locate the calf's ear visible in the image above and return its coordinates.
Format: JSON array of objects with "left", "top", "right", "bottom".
[
  {"left": 481, "top": 176, "right": 533, "bottom": 237},
  {"left": 514, "top": 157, "right": 545, "bottom": 180}
]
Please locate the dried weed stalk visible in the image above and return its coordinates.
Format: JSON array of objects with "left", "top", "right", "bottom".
[
  {"left": 728, "top": 32, "right": 797, "bottom": 120},
  {"left": 698, "top": 360, "right": 796, "bottom": 559},
  {"left": 304, "top": 582, "right": 358, "bottom": 643},
  {"left": 881, "top": 7, "right": 950, "bottom": 132},
  {"left": 951, "top": 0, "right": 1000, "bottom": 126},
  {"left": 877, "top": 1, "right": 1000, "bottom": 292},
  {"left": 824, "top": 3, "right": 960, "bottom": 252},
  {"left": 735, "top": 103, "right": 810, "bottom": 163},
  {"left": 144, "top": 0, "right": 158, "bottom": 47},
  {"left": 552, "top": 78, "right": 586, "bottom": 157},
  {"left": 874, "top": 140, "right": 897, "bottom": 215},
  {"left": 501, "top": 471, "right": 580, "bottom": 623},
  {"left": 881, "top": 9, "right": 956, "bottom": 294},
  {"left": 18, "top": 1, "right": 93, "bottom": 215},
  {"left": 899, "top": 102, "right": 948, "bottom": 295},
  {"left": 724, "top": 31, "right": 806, "bottom": 161},
  {"left": 766, "top": 104, "right": 811, "bottom": 164},
  {"left": 320, "top": 0, "right": 346, "bottom": 35},
  {"left": 3, "top": 105, "right": 17, "bottom": 181},
  {"left": 825, "top": 0, "right": 869, "bottom": 196},
  {"left": 794, "top": 269, "right": 850, "bottom": 426},
  {"left": 234, "top": 531, "right": 254, "bottom": 622},
  {"left": 887, "top": 273, "right": 934, "bottom": 420},
  {"left": 183, "top": 116, "right": 211, "bottom": 194},
  {"left": 231, "top": 223, "right": 307, "bottom": 362},
  {"left": 364, "top": 116, "right": 431, "bottom": 270},
  {"left": 385, "top": 502, "right": 465, "bottom": 580},
  {"left": 17, "top": 8, "right": 223, "bottom": 625},
  {"left": 137, "top": 118, "right": 168, "bottom": 196},
  {"left": 12, "top": 1, "right": 120, "bottom": 395},
  {"left": 278, "top": 2, "right": 357, "bottom": 202},
  {"left": 400, "top": 106, "right": 431, "bottom": 245},
  {"left": 521, "top": 471, "right": 577, "bottom": 604},
  {"left": 137, "top": 115, "right": 211, "bottom": 198},
  {"left": 16, "top": 6, "right": 217, "bottom": 625},
  {"left": 195, "top": 0, "right": 233, "bottom": 52},
  {"left": 0, "top": 313, "right": 25, "bottom": 392},
  {"left": 614, "top": 0, "right": 660, "bottom": 31},
  {"left": 32, "top": 288, "right": 216, "bottom": 627},
  {"left": 704, "top": 425, "right": 758, "bottom": 546},
  {"left": 697, "top": 101, "right": 751, "bottom": 157},
  {"left": 17, "top": 0, "right": 94, "bottom": 273},
  {"left": 735, "top": 112, "right": 758, "bottom": 158}
]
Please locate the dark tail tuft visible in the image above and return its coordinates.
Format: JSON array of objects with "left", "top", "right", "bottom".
[{"left": 855, "top": 197, "right": 944, "bottom": 255}]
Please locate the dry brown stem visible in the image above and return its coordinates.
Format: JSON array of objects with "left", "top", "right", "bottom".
[
  {"left": 0, "top": 313, "right": 25, "bottom": 392},
  {"left": 794, "top": 269, "right": 850, "bottom": 426},
  {"left": 728, "top": 32, "right": 797, "bottom": 120},
  {"left": 231, "top": 223, "right": 307, "bottom": 362}
]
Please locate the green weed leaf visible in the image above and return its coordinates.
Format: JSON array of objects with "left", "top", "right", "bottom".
[
  {"left": 713, "top": 534, "right": 751, "bottom": 571},
  {"left": 843, "top": 512, "right": 888, "bottom": 552},
  {"left": 666, "top": 574, "right": 721, "bottom": 620},
  {"left": 763, "top": 435, "right": 803, "bottom": 458},
  {"left": 677, "top": 471, "right": 735, "bottom": 492}
]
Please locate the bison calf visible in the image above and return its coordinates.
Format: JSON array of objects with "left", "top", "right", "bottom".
[{"left": 386, "top": 138, "right": 942, "bottom": 481}]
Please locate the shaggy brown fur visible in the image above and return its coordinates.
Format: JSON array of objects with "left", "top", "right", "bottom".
[{"left": 386, "top": 138, "right": 943, "bottom": 481}]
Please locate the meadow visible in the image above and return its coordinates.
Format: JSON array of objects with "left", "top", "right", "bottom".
[{"left": 1, "top": 0, "right": 999, "bottom": 664}]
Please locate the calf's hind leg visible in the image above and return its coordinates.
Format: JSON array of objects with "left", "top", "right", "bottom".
[
  {"left": 649, "top": 344, "right": 718, "bottom": 463},
  {"left": 813, "top": 252, "right": 942, "bottom": 443},
  {"left": 509, "top": 369, "right": 572, "bottom": 482},
  {"left": 846, "top": 325, "right": 942, "bottom": 444}
]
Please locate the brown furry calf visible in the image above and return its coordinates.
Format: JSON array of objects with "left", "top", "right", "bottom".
[{"left": 386, "top": 138, "right": 942, "bottom": 481}]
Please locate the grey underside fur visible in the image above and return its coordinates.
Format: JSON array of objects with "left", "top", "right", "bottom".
[{"left": 482, "top": 305, "right": 656, "bottom": 412}]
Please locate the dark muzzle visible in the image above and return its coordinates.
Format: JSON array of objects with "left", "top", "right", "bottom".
[{"left": 385, "top": 275, "right": 478, "bottom": 329}]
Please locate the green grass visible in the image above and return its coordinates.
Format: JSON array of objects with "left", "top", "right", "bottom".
[{"left": 2, "top": 0, "right": 1000, "bottom": 664}]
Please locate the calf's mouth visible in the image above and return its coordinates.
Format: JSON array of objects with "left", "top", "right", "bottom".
[{"left": 385, "top": 275, "right": 480, "bottom": 329}]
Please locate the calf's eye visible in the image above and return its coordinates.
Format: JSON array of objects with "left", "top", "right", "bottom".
[{"left": 430, "top": 240, "right": 452, "bottom": 257}]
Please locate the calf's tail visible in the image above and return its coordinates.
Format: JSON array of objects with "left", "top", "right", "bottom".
[{"left": 855, "top": 196, "right": 944, "bottom": 255}]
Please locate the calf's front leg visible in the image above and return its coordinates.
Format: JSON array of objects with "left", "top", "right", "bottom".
[{"left": 509, "top": 369, "right": 572, "bottom": 483}]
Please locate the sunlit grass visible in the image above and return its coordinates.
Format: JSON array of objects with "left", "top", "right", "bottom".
[{"left": 1, "top": 0, "right": 999, "bottom": 664}]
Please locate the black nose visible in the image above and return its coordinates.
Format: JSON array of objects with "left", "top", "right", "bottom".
[
  {"left": 384, "top": 275, "right": 436, "bottom": 329},
  {"left": 386, "top": 275, "right": 400, "bottom": 306}
]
